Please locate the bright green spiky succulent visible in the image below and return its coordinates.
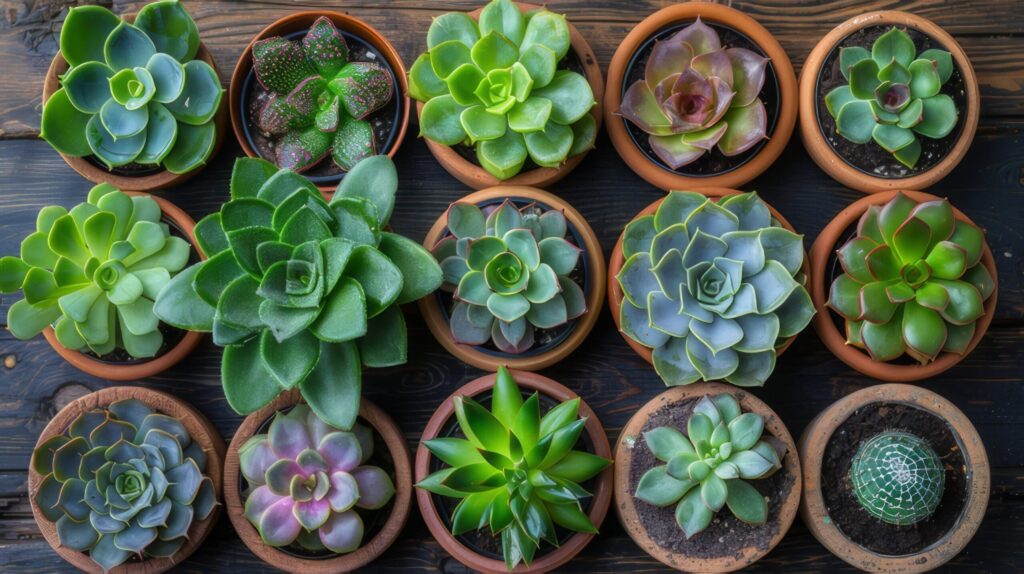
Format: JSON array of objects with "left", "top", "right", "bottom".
[
  {"left": 829, "top": 192, "right": 995, "bottom": 364},
  {"left": 42, "top": 1, "right": 223, "bottom": 174},
  {"left": 0, "top": 185, "right": 192, "bottom": 358},
  {"left": 32, "top": 399, "right": 217, "bottom": 572},
  {"left": 408, "top": 0, "right": 597, "bottom": 180},
  {"left": 850, "top": 431, "right": 944, "bottom": 526},
  {"left": 431, "top": 200, "right": 585, "bottom": 353},
  {"left": 616, "top": 191, "right": 815, "bottom": 387},
  {"left": 825, "top": 27, "right": 958, "bottom": 168},
  {"left": 634, "top": 393, "right": 785, "bottom": 539},
  {"left": 152, "top": 155, "right": 442, "bottom": 430},
  {"left": 417, "top": 366, "right": 611, "bottom": 570}
]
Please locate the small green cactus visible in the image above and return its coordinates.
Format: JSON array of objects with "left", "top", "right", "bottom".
[{"left": 850, "top": 431, "right": 944, "bottom": 526}]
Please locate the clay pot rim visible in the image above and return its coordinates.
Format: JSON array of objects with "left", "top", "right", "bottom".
[
  {"left": 607, "top": 188, "right": 809, "bottom": 367},
  {"left": 40, "top": 192, "right": 205, "bottom": 381},
  {"left": 228, "top": 10, "right": 410, "bottom": 194},
  {"left": 809, "top": 189, "right": 998, "bottom": 381},
  {"left": 223, "top": 390, "right": 412, "bottom": 572},
  {"left": 613, "top": 382, "right": 801, "bottom": 572},
  {"left": 798, "top": 10, "right": 980, "bottom": 194},
  {"left": 414, "top": 370, "right": 613, "bottom": 574},
  {"left": 414, "top": 2, "right": 605, "bottom": 191},
  {"left": 603, "top": 3, "right": 798, "bottom": 191},
  {"left": 27, "top": 386, "right": 225, "bottom": 574},
  {"left": 417, "top": 185, "right": 606, "bottom": 372},
  {"left": 797, "top": 383, "right": 989, "bottom": 573}
]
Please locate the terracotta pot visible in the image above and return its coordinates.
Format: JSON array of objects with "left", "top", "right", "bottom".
[
  {"left": 415, "top": 370, "right": 613, "bottom": 573},
  {"left": 415, "top": 2, "right": 605, "bottom": 190},
  {"left": 798, "top": 11, "right": 980, "bottom": 193},
  {"left": 224, "top": 390, "right": 412, "bottom": 572},
  {"left": 418, "top": 186, "right": 605, "bottom": 371},
  {"left": 607, "top": 189, "right": 809, "bottom": 365},
  {"left": 42, "top": 15, "right": 228, "bottom": 192},
  {"left": 614, "top": 382, "right": 800, "bottom": 572},
  {"left": 229, "top": 11, "right": 410, "bottom": 194},
  {"left": 39, "top": 192, "right": 205, "bottom": 381},
  {"left": 809, "top": 190, "right": 998, "bottom": 381},
  {"left": 604, "top": 3, "right": 797, "bottom": 191},
  {"left": 799, "top": 384, "right": 989, "bottom": 572},
  {"left": 27, "top": 386, "right": 225, "bottom": 574}
]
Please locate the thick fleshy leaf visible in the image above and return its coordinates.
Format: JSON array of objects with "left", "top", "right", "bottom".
[
  {"left": 104, "top": 22, "right": 156, "bottom": 71},
  {"left": 352, "top": 465, "right": 395, "bottom": 509},
  {"left": 135, "top": 0, "right": 201, "bottom": 62},
  {"left": 427, "top": 12, "right": 479, "bottom": 49},
  {"left": 60, "top": 5, "right": 121, "bottom": 67},
  {"left": 719, "top": 100, "right": 767, "bottom": 156},
  {"left": 872, "top": 27, "right": 916, "bottom": 67},
  {"left": 835, "top": 99, "right": 875, "bottom": 144},
  {"left": 63, "top": 61, "right": 114, "bottom": 113},
  {"left": 478, "top": 129, "right": 528, "bottom": 179},
  {"left": 165, "top": 60, "right": 223, "bottom": 126},
  {"left": 620, "top": 80, "right": 672, "bottom": 135},
  {"left": 319, "top": 510, "right": 364, "bottom": 553},
  {"left": 914, "top": 94, "right": 958, "bottom": 139},
  {"left": 675, "top": 487, "right": 714, "bottom": 538},
  {"left": 420, "top": 94, "right": 468, "bottom": 145},
  {"left": 726, "top": 478, "right": 768, "bottom": 524}
]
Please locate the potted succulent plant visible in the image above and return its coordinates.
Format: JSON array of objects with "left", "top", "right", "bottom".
[
  {"left": 408, "top": 0, "right": 604, "bottom": 190},
  {"left": 224, "top": 390, "right": 411, "bottom": 571},
  {"left": 28, "top": 386, "right": 224, "bottom": 573},
  {"left": 415, "top": 367, "right": 613, "bottom": 573},
  {"left": 41, "top": 0, "right": 226, "bottom": 191},
  {"left": 810, "top": 190, "right": 998, "bottom": 381},
  {"left": 607, "top": 190, "right": 814, "bottom": 387},
  {"left": 229, "top": 11, "right": 409, "bottom": 193},
  {"left": 799, "top": 384, "right": 989, "bottom": 573},
  {"left": 152, "top": 154, "right": 442, "bottom": 430},
  {"left": 604, "top": 3, "right": 798, "bottom": 191},
  {"left": 799, "top": 11, "right": 980, "bottom": 193},
  {"left": 0, "top": 184, "right": 203, "bottom": 380},
  {"left": 418, "top": 186, "right": 605, "bottom": 371},
  {"left": 615, "top": 383, "right": 800, "bottom": 572}
]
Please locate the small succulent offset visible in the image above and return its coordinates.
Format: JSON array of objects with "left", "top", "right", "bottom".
[
  {"left": 829, "top": 192, "right": 994, "bottom": 364},
  {"left": 826, "top": 27, "right": 958, "bottom": 168},
  {"left": 417, "top": 367, "right": 611, "bottom": 569},
  {"left": 617, "top": 192, "right": 814, "bottom": 387},
  {"left": 635, "top": 394, "right": 785, "bottom": 538},
  {"left": 239, "top": 404, "right": 395, "bottom": 553},
  {"left": 42, "top": 1, "right": 223, "bottom": 174},
  {"left": 619, "top": 17, "right": 769, "bottom": 169},
  {"left": 409, "top": 0, "right": 597, "bottom": 180},
  {"left": 153, "top": 155, "right": 442, "bottom": 430},
  {"left": 0, "top": 185, "right": 191, "bottom": 358},
  {"left": 252, "top": 16, "right": 395, "bottom": 173},
  {"left": 850, "top": 431, "right": 944, "bottom": 526},
  {"left": 431, "top": 200, "right": 585, "bottom": 353},
  {"left": 32, "top": 399, "right": 217, "bottom": 572}
]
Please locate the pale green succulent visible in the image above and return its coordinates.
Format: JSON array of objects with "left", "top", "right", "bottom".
[{"left": 850, "top": 431, "right": 945, "bottom": 526}]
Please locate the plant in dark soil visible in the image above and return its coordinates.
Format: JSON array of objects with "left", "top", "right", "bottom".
[{"left": 849, "top": 430, "right": 944, "bottom": 526}]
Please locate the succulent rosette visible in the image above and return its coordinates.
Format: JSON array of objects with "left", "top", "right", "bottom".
[
  {"left": 850, "top": 431, "right": 944, "bottom": 526},
  {"left": 618, "top": 17, "right": 769, "bottom": 168}
]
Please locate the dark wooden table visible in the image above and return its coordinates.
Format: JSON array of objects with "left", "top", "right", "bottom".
[{"left": 2, "top": 1, "right": 1022, "bottom": 572}]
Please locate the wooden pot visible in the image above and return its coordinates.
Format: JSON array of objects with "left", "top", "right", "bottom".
[
  {"left": 415, "top": 2, "right": 605, "bottom": 190},
  {"left": 27, "top": 386, "right": 225, "bottom": 574},
  {"left": 809, "top": 190, "right": 998, "bottom": 381},
  {"left": 229, "top": 11, "right": 410, "bottom": 195},
  {"left": 604, "top": 3, "right": 798, "bottom": 191},
  {"left": 798, "top": 11, "right": 980, "bottom": 193},
  {"left": 798, "top": 384, "right": 989, "bottom": 573},
  {"left": 418, "top": 186, "right": 605, "bottom": 372},
  {"left": 414, "top": 370, "right": 613, "bottom": 573},
  {"left": 614, "top": 382, "right": 801, "bottom": 572},
  {"left": 224, "top": 390, "right": 412, "bottom": 572}
]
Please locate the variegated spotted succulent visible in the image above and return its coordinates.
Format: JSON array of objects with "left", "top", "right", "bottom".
[{"left": 850, "top": 431, "right": 944, "bottom": 526}]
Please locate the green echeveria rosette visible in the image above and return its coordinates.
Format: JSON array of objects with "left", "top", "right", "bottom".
[
  {"left": 850, "top": 431, "right": 945, "bottom": 526},
  {"left": 42, "top": 1, "right": 224, "bottom": 174},
  {"left": 408, "top": 0, "right": 597, "bottom": 180},
  {"left": 616, "top": 191, "right": 815, "bottom": 387}
]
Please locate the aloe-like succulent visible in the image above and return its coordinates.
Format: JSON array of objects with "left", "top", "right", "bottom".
[
  {"left": 41, "top": 1, "right": 223, "bottom": 174},
  {"left": 635, "top": 394, "right": 785, "bottom": 538},
  {"left": 417, "top": 366, "right": 611, "bottom": 569},
  {"left": 408, "top": 0, "right": 597, "bottom": 180},
  {"left": 617, "top": 191, "right": 814, "bottom": 387},
  {"left": 825, "top": 27, "right": 958, "bottom": 168},
  {"left": 152, "top": 155, "right": 442, "bottom": 430},
  {"left": 828, "top": 192, "right": 994, "bottom": 364},
  {"left": 0, "top": 185, "right": 192, "bottom": 358},
  {"left": 619, "top": 18, "right": 769, "bottom": 168},
  {"left": 32, "top": 399, "right": 217, "bottom": 572},
  {"left": 239, "top": 404, "right": 395, "bottom": 553},
  {"left": 850, "top": 431, "right": 944, "bottom": 526},
  {"left": 252, "top": 16, "right": 395, "bottom": 173},
  {"left": 431, "top": 200, "right": 585, "bottom": 353}
]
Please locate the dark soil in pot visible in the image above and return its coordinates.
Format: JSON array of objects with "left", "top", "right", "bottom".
[{"left": 84, "top": 158, "right": 164, "bottom": 177}]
